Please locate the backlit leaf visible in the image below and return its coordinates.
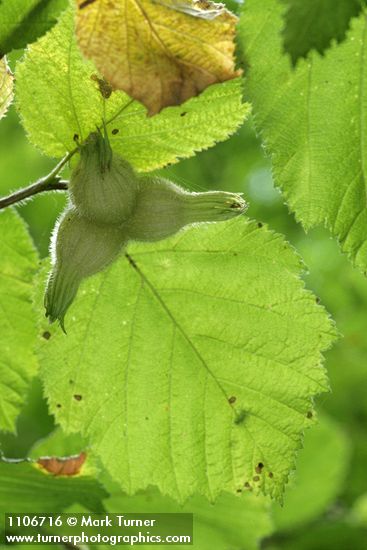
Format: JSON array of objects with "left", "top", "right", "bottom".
[
  {"left": 238, "top": 0, "right": 367, "bottom": 273},
  {"left": 76, "top": 0, "right": 241, "bottom": 114},
  {"left": 16, "top": 5, "right": 249, "bottom": 171},
  {"left": 37, "top": 218, "right": 336, "bottom": 502},
  {"left": 16, "top": 5, "right": 249, "bottom": 170}
]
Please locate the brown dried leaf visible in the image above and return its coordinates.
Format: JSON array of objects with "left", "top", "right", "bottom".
[
  {"left": 37, "top": 452, "right": 87, "bottom": 476},
  {"left": 76, "top": 0, "right": 241, "bottom": 114}
]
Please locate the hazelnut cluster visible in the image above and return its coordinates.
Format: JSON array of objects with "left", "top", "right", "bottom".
[{"left": 45, "top": 131, "right": 247, "bottom": 330}]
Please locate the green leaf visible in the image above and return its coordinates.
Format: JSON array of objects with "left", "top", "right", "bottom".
[
  {"left": 15, "top": 5, "right": 249, "bottom": 171},
  {"left": 0, "top": 210, "right": 38, "bottom": 432},
  {"left": 238, "top": 0, "right": 367, "bottom": 273},
  {"left": 282, "top": 0, "right": 363, "bottom": 64},
  {"left": 0, "top": 57, "right": 13, "bottom": 120},
  {"left": 0, "top": 0, "right": 68, "bottom": 55},
  {"left": 0, "top": 461, "right": 107, "bottom": 513},
  {"left": 272, "top": 415, "right": 350, "bottom": 531},
  {"left": 104, "top": 489, "right": 273, "bottom": 550},
  {"left": 37, "top": 218, "right": 336, "bottom": 502}
]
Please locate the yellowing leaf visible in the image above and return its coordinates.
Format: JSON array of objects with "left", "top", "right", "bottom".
[
  {"left": 76, "top": 0, "right": 241, "bottom": 114},
  {"left": 16, "top": 6, "right": 248, "bottom": 167},
  {"left": 0, "top": 56, "right": 13, "bottom": 119}
]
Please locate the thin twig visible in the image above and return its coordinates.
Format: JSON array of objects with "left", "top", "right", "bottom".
[
  {"left": 0, "top": 148, "right": 76, "bottom": 210},
  {"left": 45, "top": 149, "right": 77, "bottom": 180},
  {"left": 0, "top": 179, "right": 68, "bottom": 209}
]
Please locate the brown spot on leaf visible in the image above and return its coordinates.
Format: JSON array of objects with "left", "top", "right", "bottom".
[
  {"left": 38, "top": 452, "right": 87, "bottom": 476},
  {"left": 42, "top": 331, "right": 51, "bottom": 340},
  {"left": 253, "top": 475, "right": 260, "bottom": 482},
  {"left": 228, "top": 396, "right": 236, "bottom": 404},
  {"left": 307, "top": 410, "right": 313, "bottom": 419},
  {"left": 112, "top": 128, "right": 119, "bottom": 135},
  {"left": 257, "top": 222, "right": 263, "bottom": 228},
  {"left": 74, "top": 394, "right": 82, "bottom": 401},
  {"left": 255, "top": 462, "right": 264, "bottom": 474},
  {"left": 180, "top": 111, "right": 187, "bottom": 117},
  {"left": 269, "top": 472, "right": 274, "bottom": 478},
  {"left": 56, "top": 404, "right": 62, "bottom": 409}
]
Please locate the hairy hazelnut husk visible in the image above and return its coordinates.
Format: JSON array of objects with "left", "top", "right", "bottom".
[
  {"left": 69, "top": 131, "right": 138, "bottom": 224},
  {"left": 45, "top": 132, "right": 248, "bottom": 330},
  {"left": 126, "top": 176, "right": 247, "bottom": 241},
  {"left": 45, "top": 206, "right": 127, "bottom": 331}
]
